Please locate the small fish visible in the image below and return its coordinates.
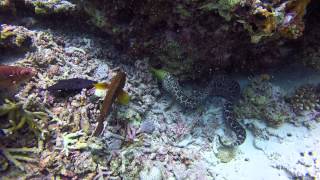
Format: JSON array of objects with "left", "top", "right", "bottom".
[
  {"left": 47, "top": 78, "right": 97, "bottom": 94},
  {"left": 47, "top": 78, "right": 130, "bottom": 105},
  {"left": 0, "top": 65, "right": 37, "bottom": 90}
]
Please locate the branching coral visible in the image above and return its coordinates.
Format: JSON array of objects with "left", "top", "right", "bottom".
[
  {"left": 60, "top": 131, "right": 104, "bottom": 156},
  {"left": 0, "top": 99, "right": 47, "bottom": 136},
  {"left": 0, "top": 97, "right": 48, "bottom": 172},
  {"left": 0, "top": 146, "right": 39, "bottom": 171}
]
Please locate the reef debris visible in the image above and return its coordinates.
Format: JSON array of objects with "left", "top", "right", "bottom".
[{"left": 93, "top": 71, "right": 127, "bottom": 136}]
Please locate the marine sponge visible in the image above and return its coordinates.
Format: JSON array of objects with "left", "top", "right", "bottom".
[{"left": 235, "top": 75, "right": 295, "bottom": 127}]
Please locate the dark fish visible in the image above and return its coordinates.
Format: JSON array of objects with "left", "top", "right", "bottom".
[{"left": 47, "top": 78, "right": 97, "bottom": 95}]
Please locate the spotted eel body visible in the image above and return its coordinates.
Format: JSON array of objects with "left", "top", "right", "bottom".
[{"left": 154, "top": 69, "right": 246, "bottom": 147}]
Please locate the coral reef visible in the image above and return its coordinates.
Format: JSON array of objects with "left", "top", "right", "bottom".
[
  {"left": 0, "top": 3, "right": 320, "bottom": 178},
  {"left": 287, "top": 84, "right": 320, "bottom": 125},
  {"left": 73, "top": 0, "right": 314, "bottom": 78},
  {"left": 239, "top": 0, "right": 311, "bottom": 42},
  {"left": 0, "top": 0, "right": 318, "bottom": 79},
  {"left": 235, "top": 75, "right": 295, "bottom": 127}
]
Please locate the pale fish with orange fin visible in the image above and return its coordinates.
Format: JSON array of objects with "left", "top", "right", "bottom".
[{"left": 0, "top": 65, "right": 37, "bottom": 90}]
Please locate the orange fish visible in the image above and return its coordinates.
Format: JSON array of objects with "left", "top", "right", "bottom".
[{"left": 0, "top": 65, "right": 37, "bottom": 90}]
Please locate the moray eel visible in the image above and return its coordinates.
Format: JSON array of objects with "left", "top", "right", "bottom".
[{"left": 152, "top": 68, "right": 246, "bottom": 147}]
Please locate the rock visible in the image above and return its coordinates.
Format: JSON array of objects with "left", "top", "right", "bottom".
[
  {"left": 94, "top": 63, "right": 109, "bottom": 80},
  {"left": 138, "top": 120, "right": 155, "bottom": 134}
]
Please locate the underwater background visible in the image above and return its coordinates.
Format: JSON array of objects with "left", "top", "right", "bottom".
[{"left": 0, "top": 0, "right": 320, "bottom": 179}]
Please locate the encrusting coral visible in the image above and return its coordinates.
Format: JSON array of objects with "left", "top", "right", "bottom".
[
  {"left": 235, "top": 75, "right": 295, "bottom": 127},
  {"left": 0, "top": 24, "right": 33, "bottom": 53},
  {"left": 286, "top": 84, "right": 320, "bottom": 115}
]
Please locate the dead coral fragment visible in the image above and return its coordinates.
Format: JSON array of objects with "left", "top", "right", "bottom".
[{"left": 93, "top": 71, "right": 127, "bottom": 136}]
